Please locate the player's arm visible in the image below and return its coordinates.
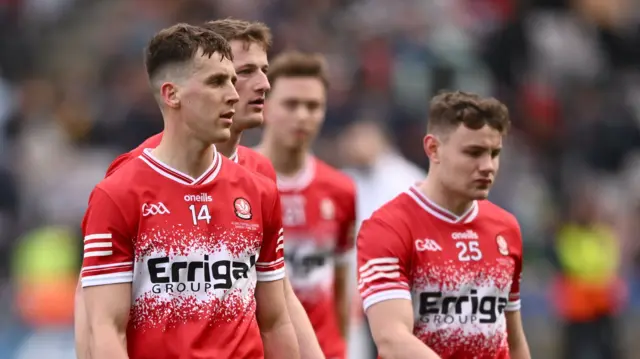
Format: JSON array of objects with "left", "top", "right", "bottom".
[
  {"left": 283, "top": 277, "right": 325, "bottom": 359},
  {"left": 256, "top": 189, "right": 300, "bottom": 359},
  {"left": 506, "top": 311, "right": 530, "bottom": 359},
  {"left": 80, "top": 187, "right": 135, "bottom": 359},
  {"left": 358, "top": 218, "right": 441, "bottom": 359},
  {"left": 368, "top": 300, "right": 441, "bottom": 359},
  {"left": 74, "top": 280, "right": 91, "bottom": 359},
  {"left": 505, "top": 223, "right": 531, "bottom": 359},
  {"left": 334, "top": 189, "right": 356, "bottom": 338}
]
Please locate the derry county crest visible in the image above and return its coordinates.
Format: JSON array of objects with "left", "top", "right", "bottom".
[
  {"left": 234, "top": 197, "right": 252, "bottom": 220},
  {"left": 496, "top": 235, "right": 509, "bottom": 256}
]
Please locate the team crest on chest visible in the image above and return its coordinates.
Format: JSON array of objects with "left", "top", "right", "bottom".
[
  {"left": 234, "top": 197, "right": 252, "bottom": 220},
  {"left": 320, "top": 198, "right": 335, "bottom": 220},
  {"left": 496, "top": 235, "right": 509, "bottom": 256}
]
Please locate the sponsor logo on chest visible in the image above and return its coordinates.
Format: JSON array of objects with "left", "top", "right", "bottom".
[{"left": 451, "top": 230, "right": 479, "bottom": 240}]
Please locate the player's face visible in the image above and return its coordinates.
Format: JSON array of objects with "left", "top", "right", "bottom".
[
  {"left": 178, "top": 51, "right": 239, "bottom": 143},
  {"left": 230, "top": 40, "right": 270, "bottom": 131},
  {"left": 264, "top": 77, "right": 326, "bottom": 151},
  {"left": 430, "top": 124, "right": 502, "bottom": 200}
]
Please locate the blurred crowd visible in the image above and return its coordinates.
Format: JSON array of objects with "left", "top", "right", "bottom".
[{"left": 0, "top": 0, "right": 639, "bottom": 358}]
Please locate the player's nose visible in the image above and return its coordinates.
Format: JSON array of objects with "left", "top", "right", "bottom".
[
  {"left": 226, "top": 86, "right": 240, "bottom": 105},
  {"left": 477, "top": 155, "right": 495, "bottom": 173},
  {"left": 254, "top": 72, "right": 270, "bottom": 93},
  {"left": 294, "top": 106, "right": 310, "bottom": 122}
]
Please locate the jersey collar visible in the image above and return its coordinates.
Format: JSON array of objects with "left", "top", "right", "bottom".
[
  {"left": 277, "top": 155, "right": 316, "bottom": 192},
  {"left": 406, "top": 185, "right": 479, "bottom": 224},
  {"left": 139, "top": 147, "right": 222, "bottom": 186}
]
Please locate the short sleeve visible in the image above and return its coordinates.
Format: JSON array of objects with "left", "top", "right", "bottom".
[
  {"left": 335, "top": 187, "right": 356, "bottom": 265},
  {"left": 256, "top": 186, "right": 286, "bottom": 282},
  {"left": 81, "top": 187, "right": 135, "bottom": 287},
  {"left": 505, "top": 221, "right": 523, "bottom": 312},
  {"left": 357, "top": 216, "right": 412, "bottom": 312}
]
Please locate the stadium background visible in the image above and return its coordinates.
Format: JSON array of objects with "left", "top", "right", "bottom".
[{"left": 0, "top": 0, "right": 638, "bottom": 358}]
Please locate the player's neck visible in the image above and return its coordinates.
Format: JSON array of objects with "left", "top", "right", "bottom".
[
  {"left": 258, "top": 139, "right": 307, "bottom": 176},
  {"left": 216, "top": 129, "right": 242, "bottom": 159},
  {"left": 152, "top": 130, "right": 215, "bottom": 179},
  {"left": 418, "top": 177, "right": 474, "bottom": 217}
]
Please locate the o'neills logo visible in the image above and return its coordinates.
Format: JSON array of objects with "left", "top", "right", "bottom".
[
  {"left": 451, "top": 230, "right": 479, "bottom": 240},
  {"left": 184, "top": 193, "right": 213, "bottom": 202}
]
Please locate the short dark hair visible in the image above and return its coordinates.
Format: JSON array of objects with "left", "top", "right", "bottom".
[
  {"left": 267, "top": 51, "right": 329, "bottom": 89},
  {"left": 427, "top": 91, "right": 510, "bottom": 134},
  {"left": 144, "top": 23, "right": 233, "bottom": 81},
  {"left": 202, "top": 18, "right": 272, "bottom": 50}
]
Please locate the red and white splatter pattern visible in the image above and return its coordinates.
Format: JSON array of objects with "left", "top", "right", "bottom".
[
  {"left": 357, "top": 188, "right": 524, "bottom": 359},
  {"left": 130, "top": 225, "right": 261, "bottom": 331},
  {"left": 135, "top": 224, "right": 262, "bottom": 259},
  {"left": 411, "top": 260, "right": 515, "bottom": 358},
  {"left": 81, "top": 150, "right": 285, "bottom": 359}
]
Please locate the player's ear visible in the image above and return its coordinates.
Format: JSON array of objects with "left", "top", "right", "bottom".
[
  {"left": 423, "top": 134, "right": 441, "bottom": 164},
  {"left": 160, "top": 82, "right": 180, "bottom": 109}
]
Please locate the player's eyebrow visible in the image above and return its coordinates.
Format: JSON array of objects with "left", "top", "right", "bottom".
[
  {"left": 237, "top": 63, "right": 269, "bottom": 72},
  {"left": 464, "top": 145, "right": 502, "bottom": 152},
  {"left": 464, "top": 145, "right": 489, "bottom": 151},
  {"left": 205, "top": 72, "right": 237, "bottom": 85},
  {"left": 237, "top": 63, "right": 257, "bottom": 70}
]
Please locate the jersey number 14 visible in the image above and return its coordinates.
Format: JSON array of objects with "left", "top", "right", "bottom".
[{"left": 189, "top": 204, "right": 211, "bottom": 225}]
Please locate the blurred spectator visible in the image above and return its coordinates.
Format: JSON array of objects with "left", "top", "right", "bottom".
[
  {"left": 552, "top": 188, "right": 626, "bottom": 359},
  {"left": 338, "top": 119, "right": 425, "bottom": 224}
]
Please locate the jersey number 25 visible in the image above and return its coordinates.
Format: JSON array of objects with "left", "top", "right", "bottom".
[{"left": 455, "top": 241, "right": 482, "bottom": 261}]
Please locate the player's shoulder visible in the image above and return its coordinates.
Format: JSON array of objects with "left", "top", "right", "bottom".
[
  {"left": 238, "top": 145, "right": 268, "bottom": 164},
  {"left": 237, "top": 145, "right": 277, "bottom": 181},
  {"left": 312, "top": 157, "right": 356, "bottom": 196},
  {"left": 105, "top": 133, "right": 163, "bottom": 178},
  {"left": 222, "top": 155, "right": 278, "bottom": 194},
  {"left": 105, "top": 151, "right": 134, "bottom": 178},
  {"left": 95, "top": 156, "right": 148, "bottom": 203},
  {"left": 361, "top": 192, "right": 414, "bottom": 236},
  {"left": 128, "top": 133, "right": 163, "bottom": 159},
  {"left": 478, "top": 200, "right": 521, "bottom": 231},
  {"left": 138, "top": 132, "right": 163, "bottom": 151}
]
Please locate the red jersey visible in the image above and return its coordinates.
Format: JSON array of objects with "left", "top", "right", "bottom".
[
  {"left": 278, "top": 156, "right": 356, "bottom": 359},
  {"left": 357, "top": 186, "right": 523, "bottom": 359},
  {"left": 81, "top": 147, "right": 285, "bottom": 359},
  {"left": 105, "top": 132, "right": 277, "bottom": 182}
]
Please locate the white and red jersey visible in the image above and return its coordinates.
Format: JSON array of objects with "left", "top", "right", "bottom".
[
  {"left": 106, "top": 132, "right": 277, "bottom": 182},
  {"left": 81, "top": 147, "right": 285, "bottom": 359},
  {"left": 357, "top": 185, "right": 523, "bottom": 359},
  {"left": 277, "top": 156, "right": 356, "bottom": 359}
]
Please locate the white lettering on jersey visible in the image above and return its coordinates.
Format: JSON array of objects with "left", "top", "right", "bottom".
[
  {"left": 183, "top": 193, "right": 213, "bottom": 202},
  {"left": 142, "top": 203, "right": 170, "bottom": 217},
  {"left": 281, "top": 194, "right": 306, "bottom": 227},
  {"left": 451, "top": 230, "right": 479, "bottom": 240},
  {"left": 415, "top": 239, "right": 443, "bottom": 252}
]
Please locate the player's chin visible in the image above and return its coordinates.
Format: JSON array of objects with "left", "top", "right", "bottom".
[
  {"left": 285, "top": 138, "right": 307, "bottom": 152},
  {"left": 235, "top": 113, "right": 263, "bottom": 130},
  {"left": 469, "top": 187, "right": 491, "bottom": 200},
  {"left": 208, "top": 128, "right": 232, "bottom": 143}
]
